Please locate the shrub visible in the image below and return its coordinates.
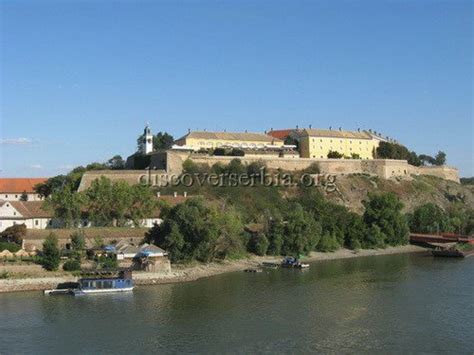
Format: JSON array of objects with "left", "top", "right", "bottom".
[
  {"left": 41, "top": 233, "right": 61, "bottom": 271},
  {"left": 0, "top": 224, "right": 27, "bottom": 245},
  {"left": 0, "top": 241, "right": 21, "bottom": 253},
  {"left": 303, "top": 162, "right": 321, "bottom": 174},
  {"left": 63, "top": 259, "right": 81, "bottom": 271},
  {"left": 327, "top": 151, "right": 344, "bottom": 159}
]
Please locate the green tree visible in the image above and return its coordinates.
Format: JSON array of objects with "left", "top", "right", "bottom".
[
  {"left": 153, "top": 132, "right": 174, "bottom": 150},
  {"left": 70, "top": 230, "right": 86, "bottom": 251},
  {"left": 316, "top": 233, "right": 339, "bottom": 252},
  {"left": 128, "top": 184, "right": 158, "bottom": 227},
  {"left": 409, "top": 203, "right": 449, "bottom": 234},
  {"left": 214, "top": 209, "right": 245, "bottom": 259},
  {"left": 434, "top": 151, "right": 446, "bottom": 166},
  {"left": 149, "top": 198, "right": 221, "bottom": 263},
  {"left": 106, "top": 155, "right": 125, "bottom": 170},
  {"left": 20, "top": 191, "right": 28, "bottom": 201},
  {"left": 267, "top": 217, "right": 285, "bottom": 255},
  {"left": 362, "top": 192, "right": 409, "bottom": 247},
  {"left": 41, "top": 233, "right": 60, "bottom": 271},
  {"left": 281, "top": 203, "right": 321, "bottom": 256},
  {"left": 46, "top": 185, "right": 86, "bottom": 228}
]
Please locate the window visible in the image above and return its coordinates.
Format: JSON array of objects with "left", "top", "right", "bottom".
[
  {"left": 4, "top": 195, "right": 7, "bottom": 198},
  {"left": 35, "top": 220, "right": 39, "bottom": 226},
  {"left": 15, "top": 195, "right": 18, "bottom": 198},
  {"left": 13, "top": 212, "right": 16, "bottom": 216}
]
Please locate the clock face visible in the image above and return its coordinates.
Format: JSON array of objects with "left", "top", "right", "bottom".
[{"left": 147, "top": 139, "right": 152, "bottom": 144}]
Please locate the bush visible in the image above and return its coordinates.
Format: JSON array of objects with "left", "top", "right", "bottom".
[
  {"left": 0, "top": 241, "right": 21, "bottom": 253},
  {"left": 327, "top": 151, "right": 344, "bottom": 159},
  {"left": 99, "top": 255, "right": 118, "bottom": 269},
  {"left": 0, "top": 224, "right": 27, "bottom": 245},
  {"left": 63, "top": 259, "right": 81, "bottom": 271},
  {"left": 303, "top": 162, "right": 321, "bottom": 174}
]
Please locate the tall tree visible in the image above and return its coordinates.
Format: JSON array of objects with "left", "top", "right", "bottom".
[
  {"left": 153, "top": 132, "right": 175, "bottom": 150},
  {"left": 106, "top": 155, "right": 125, "bottom": 170},
  {"left": 434, "top": 151, "right": 446, "bottom": 166},
  {"left": 41, "top": 233, "right": 60, "bottom": 271},
  {"left": 45, "top": 185, "right": 86, "bottom": 228},
  {"left": 362, "top": 192, "right": 409, "bottom": 246}
]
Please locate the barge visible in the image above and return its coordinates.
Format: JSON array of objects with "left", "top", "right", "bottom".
[{"left": 44, "top": 269, "right": 134, "bottom": 296}]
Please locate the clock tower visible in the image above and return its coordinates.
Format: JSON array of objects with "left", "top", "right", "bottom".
[{"left": 143, "top": 125, "right": 153, "bottom": 154}]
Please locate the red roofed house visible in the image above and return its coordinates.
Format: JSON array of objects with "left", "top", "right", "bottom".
[
  {"left": 0, "top": 178, "right": 48, "bottom": 201},
  {"left": 0, "top": 200, "right": 59, "bottom": 232}
]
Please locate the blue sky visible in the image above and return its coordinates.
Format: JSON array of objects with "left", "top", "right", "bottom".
[{"left": 1, "top": 0, "right": 472, "bottom": 177}]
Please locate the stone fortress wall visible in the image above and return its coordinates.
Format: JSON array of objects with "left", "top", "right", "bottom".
[
  {"left": 164, "top": 150, "right": 460, "bottom": 182},
  {"left": 78, "top": 151, "right": 459, "bottom": 191}
]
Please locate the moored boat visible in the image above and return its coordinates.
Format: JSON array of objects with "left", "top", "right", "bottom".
[{"left": 44, "top": 269, "right": 135, "bottom": 296}]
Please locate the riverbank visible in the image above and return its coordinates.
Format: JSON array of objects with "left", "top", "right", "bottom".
[{"left": 0, "top": 244, "right": 425, "bottom": 293}]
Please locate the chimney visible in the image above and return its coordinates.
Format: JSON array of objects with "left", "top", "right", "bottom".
[
  {"left": 183, "top": 191, "right": 187, "bottom": 197},
  {"left": 296, "top": 125, "right": 299, "bottom": 129},
  {"left": 309, "top": 124, "right": 312, "bottom": 129},
  {"left": 339, "top": 127, "right": 342, "bottom": 131},
  {"left": 188, "top": 128, "right": 191, "bottom": 133},
  {"left": 173, "top": 191, "right": 178, "bottom": 198},
  {"left": 245, "top": 129, "right": 248, "bottom": 133},
  {"left": 358, "top": 128, "right": 360, "bottom": 132},
  {"left": 329, "top": 126, "right": 332, "bottom": 130},
  {"left": 156, "top": 191, "right": 161, "bottom": 198}
]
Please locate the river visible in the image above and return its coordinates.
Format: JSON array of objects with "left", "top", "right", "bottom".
[{"left": 0, "top": 253, "right": 472, "bottom": 354}]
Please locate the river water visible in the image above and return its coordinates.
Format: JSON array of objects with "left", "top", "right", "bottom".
[{"left": 0, "top": 253, "right": 473, "bottom": 354}]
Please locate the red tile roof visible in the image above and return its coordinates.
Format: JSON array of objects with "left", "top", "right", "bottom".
[
  {"left": 0, "top": 178, "right": 48, "bottom": 193},
  {"left": 267, "top": 129, "right": 293, "bottom": 140},
  {"left": 8, "top": 201, "right": 53, "bottom": 218}
]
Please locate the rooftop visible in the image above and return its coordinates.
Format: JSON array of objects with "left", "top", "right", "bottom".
[
  {"left": 299, "top": 129, "right": 372, "bottom": 140},
  {"left": 0, "top": 178, "right": 48, "bottom": 193},
  {"left": 176, "top": 131, "right": 283, "bottom": 143}
]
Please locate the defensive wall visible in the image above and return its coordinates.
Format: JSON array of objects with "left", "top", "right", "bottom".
[{"left": 78, "top": 151, "right": 459, "bottom": 191}]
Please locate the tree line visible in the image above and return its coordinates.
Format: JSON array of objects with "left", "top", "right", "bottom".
[
  {"left": 44, "top": 177, "right": 158, "bottom": 228},
  {"left": 145, "top": 191, "right": 411, "bottom": 263},
  {"left": 375, "top": 141, "right": 446, "bottom": 167}
]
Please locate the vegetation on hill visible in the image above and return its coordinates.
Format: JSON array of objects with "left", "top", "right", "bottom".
[
  {"left": 461, "top": 177, "right": 474, "bottom": 185},
  {"left": 375, "top": 141, "right": 446, "bottom": 166},
  {"left": 44, "top": 176, "right": 159, "bottom": 227}
]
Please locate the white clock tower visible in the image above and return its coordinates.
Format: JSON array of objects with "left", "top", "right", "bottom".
[{"left": 143, "top": 125, "right": 153, "bottom": 154}]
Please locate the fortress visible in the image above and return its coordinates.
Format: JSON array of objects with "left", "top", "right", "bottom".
[{"left": 78, "top": 125, "right": 459, "bottom": 191}]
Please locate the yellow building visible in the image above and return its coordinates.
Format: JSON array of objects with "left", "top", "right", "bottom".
[
  {"left": 298, "top": 129, "right": 379, "bottom": 159},
  {"left": 174, "top": 131, "right": 284, "bottom": 150}
]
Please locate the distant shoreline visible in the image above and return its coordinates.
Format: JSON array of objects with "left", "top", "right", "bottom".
[{"left": 0, "top": 245, "right": 425, "bottom": 293}]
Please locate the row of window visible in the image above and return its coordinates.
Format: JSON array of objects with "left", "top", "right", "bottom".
[
  {"left": 311, "top": 138, "right": 369, "bottom": 145},
  {"left": 197, "top": 141, "right": 267, "bottom": 148}
]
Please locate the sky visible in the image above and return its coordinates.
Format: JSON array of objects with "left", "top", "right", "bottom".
[{"left": 1, "top": 0, "right": 472, "bottom": 177}]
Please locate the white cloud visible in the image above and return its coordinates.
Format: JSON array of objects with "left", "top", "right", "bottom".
[
  {"left": 29, "top": 164, "right": 43, "bottom": 169},
  {"left": 0, "top": 137, "right": 32, "bottom": 145}
]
